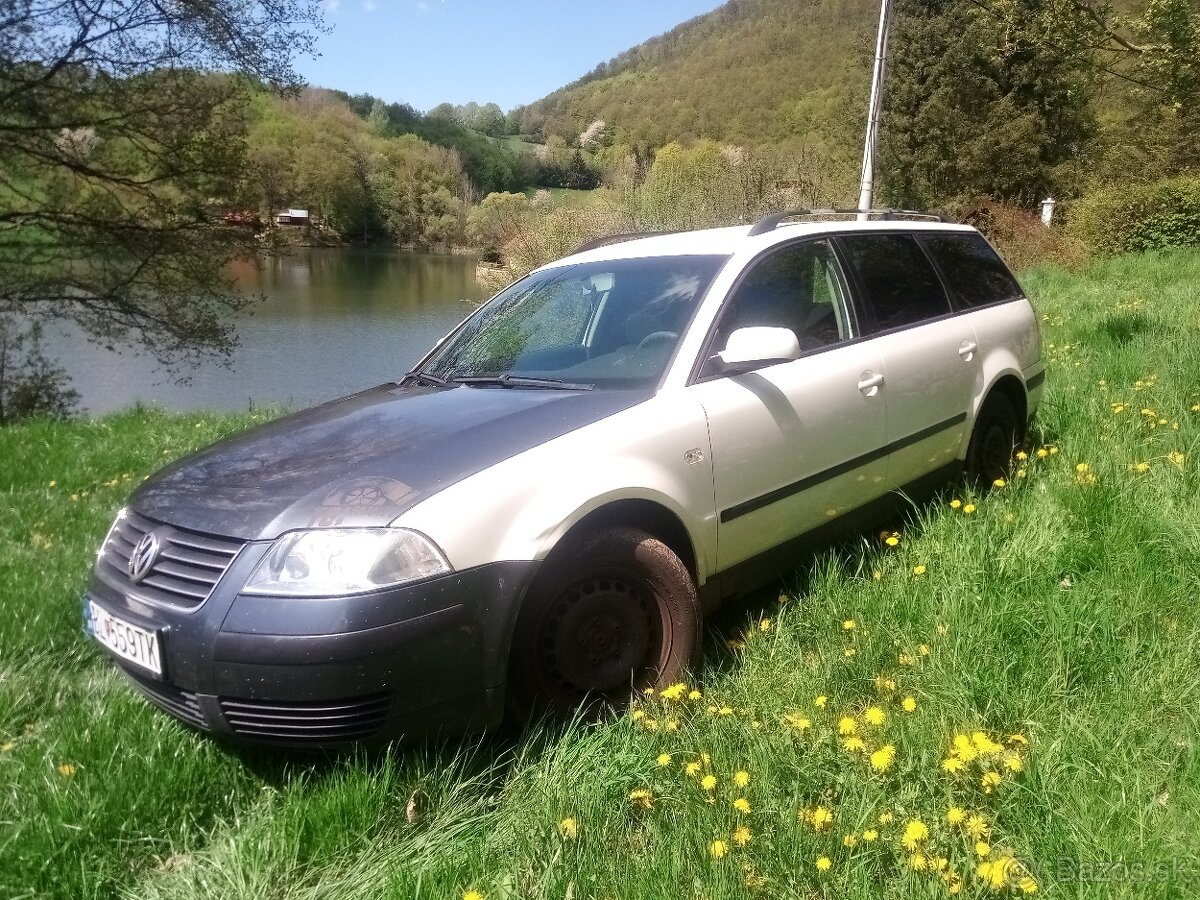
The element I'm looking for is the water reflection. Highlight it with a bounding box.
[45,248,486,414]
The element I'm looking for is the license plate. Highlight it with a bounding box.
[87,600,163,676]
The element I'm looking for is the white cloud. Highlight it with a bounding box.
[323,0,341,11]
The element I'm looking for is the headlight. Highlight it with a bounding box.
[241,528,451,597]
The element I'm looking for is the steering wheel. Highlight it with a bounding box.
[636,330,678,350]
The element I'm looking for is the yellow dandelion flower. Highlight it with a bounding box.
[993,478,1006,488]
[950,499,962,508]
[733,797,751,814]
[717,706,733,716]
[1036,448,1048,458]
[665,719,680,732]
[688,689,702,700]
[874,674,897,693]
[878,811,894,825]
[685,760,702,777]
[870,744,896,772]
[862,829,879,842]
[843,833,858,847]
[885,535,899,547]
[709,839,728,859]
[807,805,834,831]
[629,788,653,810]
[952,734,979,761]
[1,741,13,752]
[966,815,989,839]
[815,856,832,872]
[1168,451,1186,467]
[1018,875,1039,894]
[947,807,966,825]
[918,643,930,656]
[701,774,717,791]
[1004,753,1024,773]
[1075,462,1089,473]
[972,732,1003,755]
[1007,733,1029,747]
[1015,451,1028,461]
[732,825,752,847]
[913,564,927,576]
[815,695,828,708]
[899,653,915,666]
[642,718,659,731]
[963,503,976,514]
[901,819,929,851]
[910,853,928,872]
[558,817,578,839]
[864,706,886,726]
[975,841,992,858]
[981,771,1003,793]
[838,716,857,735]
[784,713,812,732]
[659,682,687,701]
[463,891,485,900]
[1133,462,1150,473]
[759,618,772,632]
[656,753,672,767]
[842,736,866,752]
[631,709,646,722]
[942,756,965,774]
[734,770,750,788]
[873,569,883,580]
[56,763,77,778]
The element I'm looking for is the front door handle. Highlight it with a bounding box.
[959,340,978,361]
[857,371,885,396]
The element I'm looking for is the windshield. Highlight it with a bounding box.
[419,255,730,389]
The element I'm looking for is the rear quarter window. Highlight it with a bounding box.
[923,233,1024,308]
[839,233,952,332]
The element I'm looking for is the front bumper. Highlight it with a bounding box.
[84,549,539,748]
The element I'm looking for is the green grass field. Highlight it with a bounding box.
[2,250,1199,899]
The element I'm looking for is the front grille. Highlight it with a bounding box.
[124,670,208,731]
[96,509,244,611]
[219,694,392,744]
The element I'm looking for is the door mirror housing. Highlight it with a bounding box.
[715,326,802,371]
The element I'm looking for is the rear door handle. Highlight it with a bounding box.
[857,371,885,396]
[959,340,978,361]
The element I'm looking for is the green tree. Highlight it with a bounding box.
[881,0,1096,208]
[1,0,324,371]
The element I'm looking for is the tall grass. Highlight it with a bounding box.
[1,250,1198,898]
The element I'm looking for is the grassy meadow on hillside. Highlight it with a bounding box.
[1,250,1199,899]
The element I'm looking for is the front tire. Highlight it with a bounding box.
[965,393,1019,485]
[507,526,701,720]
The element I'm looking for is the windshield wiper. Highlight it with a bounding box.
[400,369,449,388]
[453,374,594,391]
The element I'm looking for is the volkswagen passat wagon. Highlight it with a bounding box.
[84,211,1043,747]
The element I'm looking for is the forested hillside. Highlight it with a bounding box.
[516,0,871,156]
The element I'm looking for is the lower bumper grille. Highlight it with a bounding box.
[219,694,392,744]
[124,670,207,731]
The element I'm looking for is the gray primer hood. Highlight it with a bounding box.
[129,383,647,541]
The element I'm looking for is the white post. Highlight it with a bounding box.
[858,0,894,220]
[1040,197,1056,226]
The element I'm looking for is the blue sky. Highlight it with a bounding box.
[300,0,727,113]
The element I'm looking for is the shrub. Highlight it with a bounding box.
[1068,176,1200,255]
[0,317,79,423]
[952,201,1090,271]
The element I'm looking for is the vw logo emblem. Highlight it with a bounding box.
[128,532,162,583]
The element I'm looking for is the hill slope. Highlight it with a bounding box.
[517,0,875,151]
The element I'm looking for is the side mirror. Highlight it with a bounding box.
[716,326,802,370]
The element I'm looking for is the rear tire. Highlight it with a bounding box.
[507,526,701,721]
[965,393,1019,486]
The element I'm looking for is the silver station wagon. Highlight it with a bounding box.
[84,210,1043,747]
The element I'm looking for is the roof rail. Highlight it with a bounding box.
[747,209,948,236]
[571,231,674,254]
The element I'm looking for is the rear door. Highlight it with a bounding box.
[837,232,979,488]
[689,238,890,572]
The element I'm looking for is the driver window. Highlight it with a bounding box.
[704,240,852,376]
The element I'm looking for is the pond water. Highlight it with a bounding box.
[46,248,488,414]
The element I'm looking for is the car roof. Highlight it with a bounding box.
[538,219,980,271]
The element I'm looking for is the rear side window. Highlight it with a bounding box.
[840,234,952,332]
[923,233,1024,308]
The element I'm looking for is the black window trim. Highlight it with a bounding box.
[686,236,863,386]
